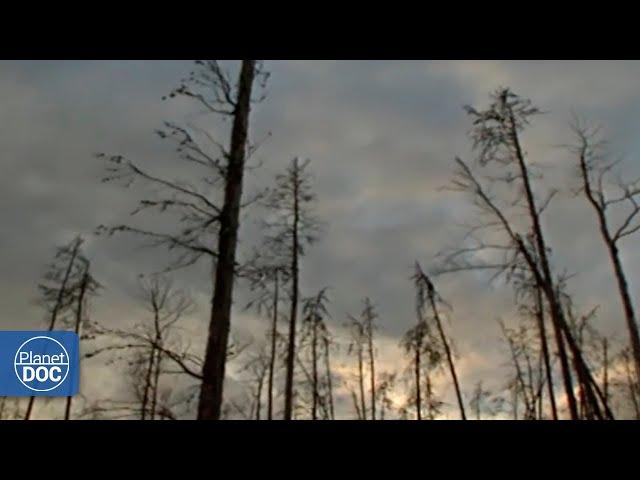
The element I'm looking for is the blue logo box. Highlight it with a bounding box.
[0,331,79,397]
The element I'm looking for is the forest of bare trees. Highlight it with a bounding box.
[5,61,640,420]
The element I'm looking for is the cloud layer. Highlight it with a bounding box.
[2,60,640,418]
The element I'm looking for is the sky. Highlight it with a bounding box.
[2,60,640,419]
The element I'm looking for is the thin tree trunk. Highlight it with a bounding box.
[535,286,558,420]
[506,108,579,420]
[64,267,89,421]
[140,344,156,420]
[311,318,319,420]
[609,243,640,390]
[536,354,543,420]
[367,316,376,420]
[500,321,533,417]
[267,270,279,420]
[255,370,264,420]
[358,346,366,420]
[151,349,162,420]
[415,346,422,420]
[427,287,466,420]
[26,240,81,421]
[578,150,640,390]
[507,107,608,418]
[323,336,335,420]
[602,338,609,410]
[198,60,256,420]
[141,304,160,421]
[284,159,300,420]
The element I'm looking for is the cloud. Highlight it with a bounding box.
[2,60,640,419]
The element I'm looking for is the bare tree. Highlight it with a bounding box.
[570,121,640,391]
[498,319,542,419]
[246,262,288,420]
[347,312,368,420]
[64,258,101,420]
[323,329,337,420]
[97,60,268,420]
[300,288,331,420]
[85,275,199,419]
[436,89,611,419]
[239,345,270,420]
[25,236,86,420]
[264,157,322,420]
[361,298,378,420]
[401,321,428,420]
[414,263,466,420]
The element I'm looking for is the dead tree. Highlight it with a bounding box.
[498,319,543,419]
[300,288,331,420]
[401,282,444,421]
[414,263,467,420]
[239,345,270,420]
[347,313,368,419]
[571,121,640,391]
[264,157,322,420]
[246,262,288,420]
[26,236,86,420]
[401,321,429,420]
[86,275,198,419]
[511,263,559,420]
[97,60,268,420]
[435,88,611,419]
[361,298,378,420]
[323,330,336,420]
[64,258,101,420]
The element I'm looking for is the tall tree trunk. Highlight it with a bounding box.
[255,371,264,420]
[578,150,640,390]
[311,319,319,420]
[323,336,335,420]
[141,305,160,420]
[151,348,162,420]
[284,159,300,420]
[367,317,376,420]
[140,344,156,420]
[506,107,583,419]
[415,346,422,420]
[26,240,81,421]
[427,287,466,420]
[64,267,89,421]
[358,346,367,420]
[535,286,558,420]
[602,338,609,413]
[198,60,256,420]
[267,270,279,420]
[610,245,640,389]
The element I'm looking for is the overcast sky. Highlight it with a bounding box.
[2,60,640,419]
